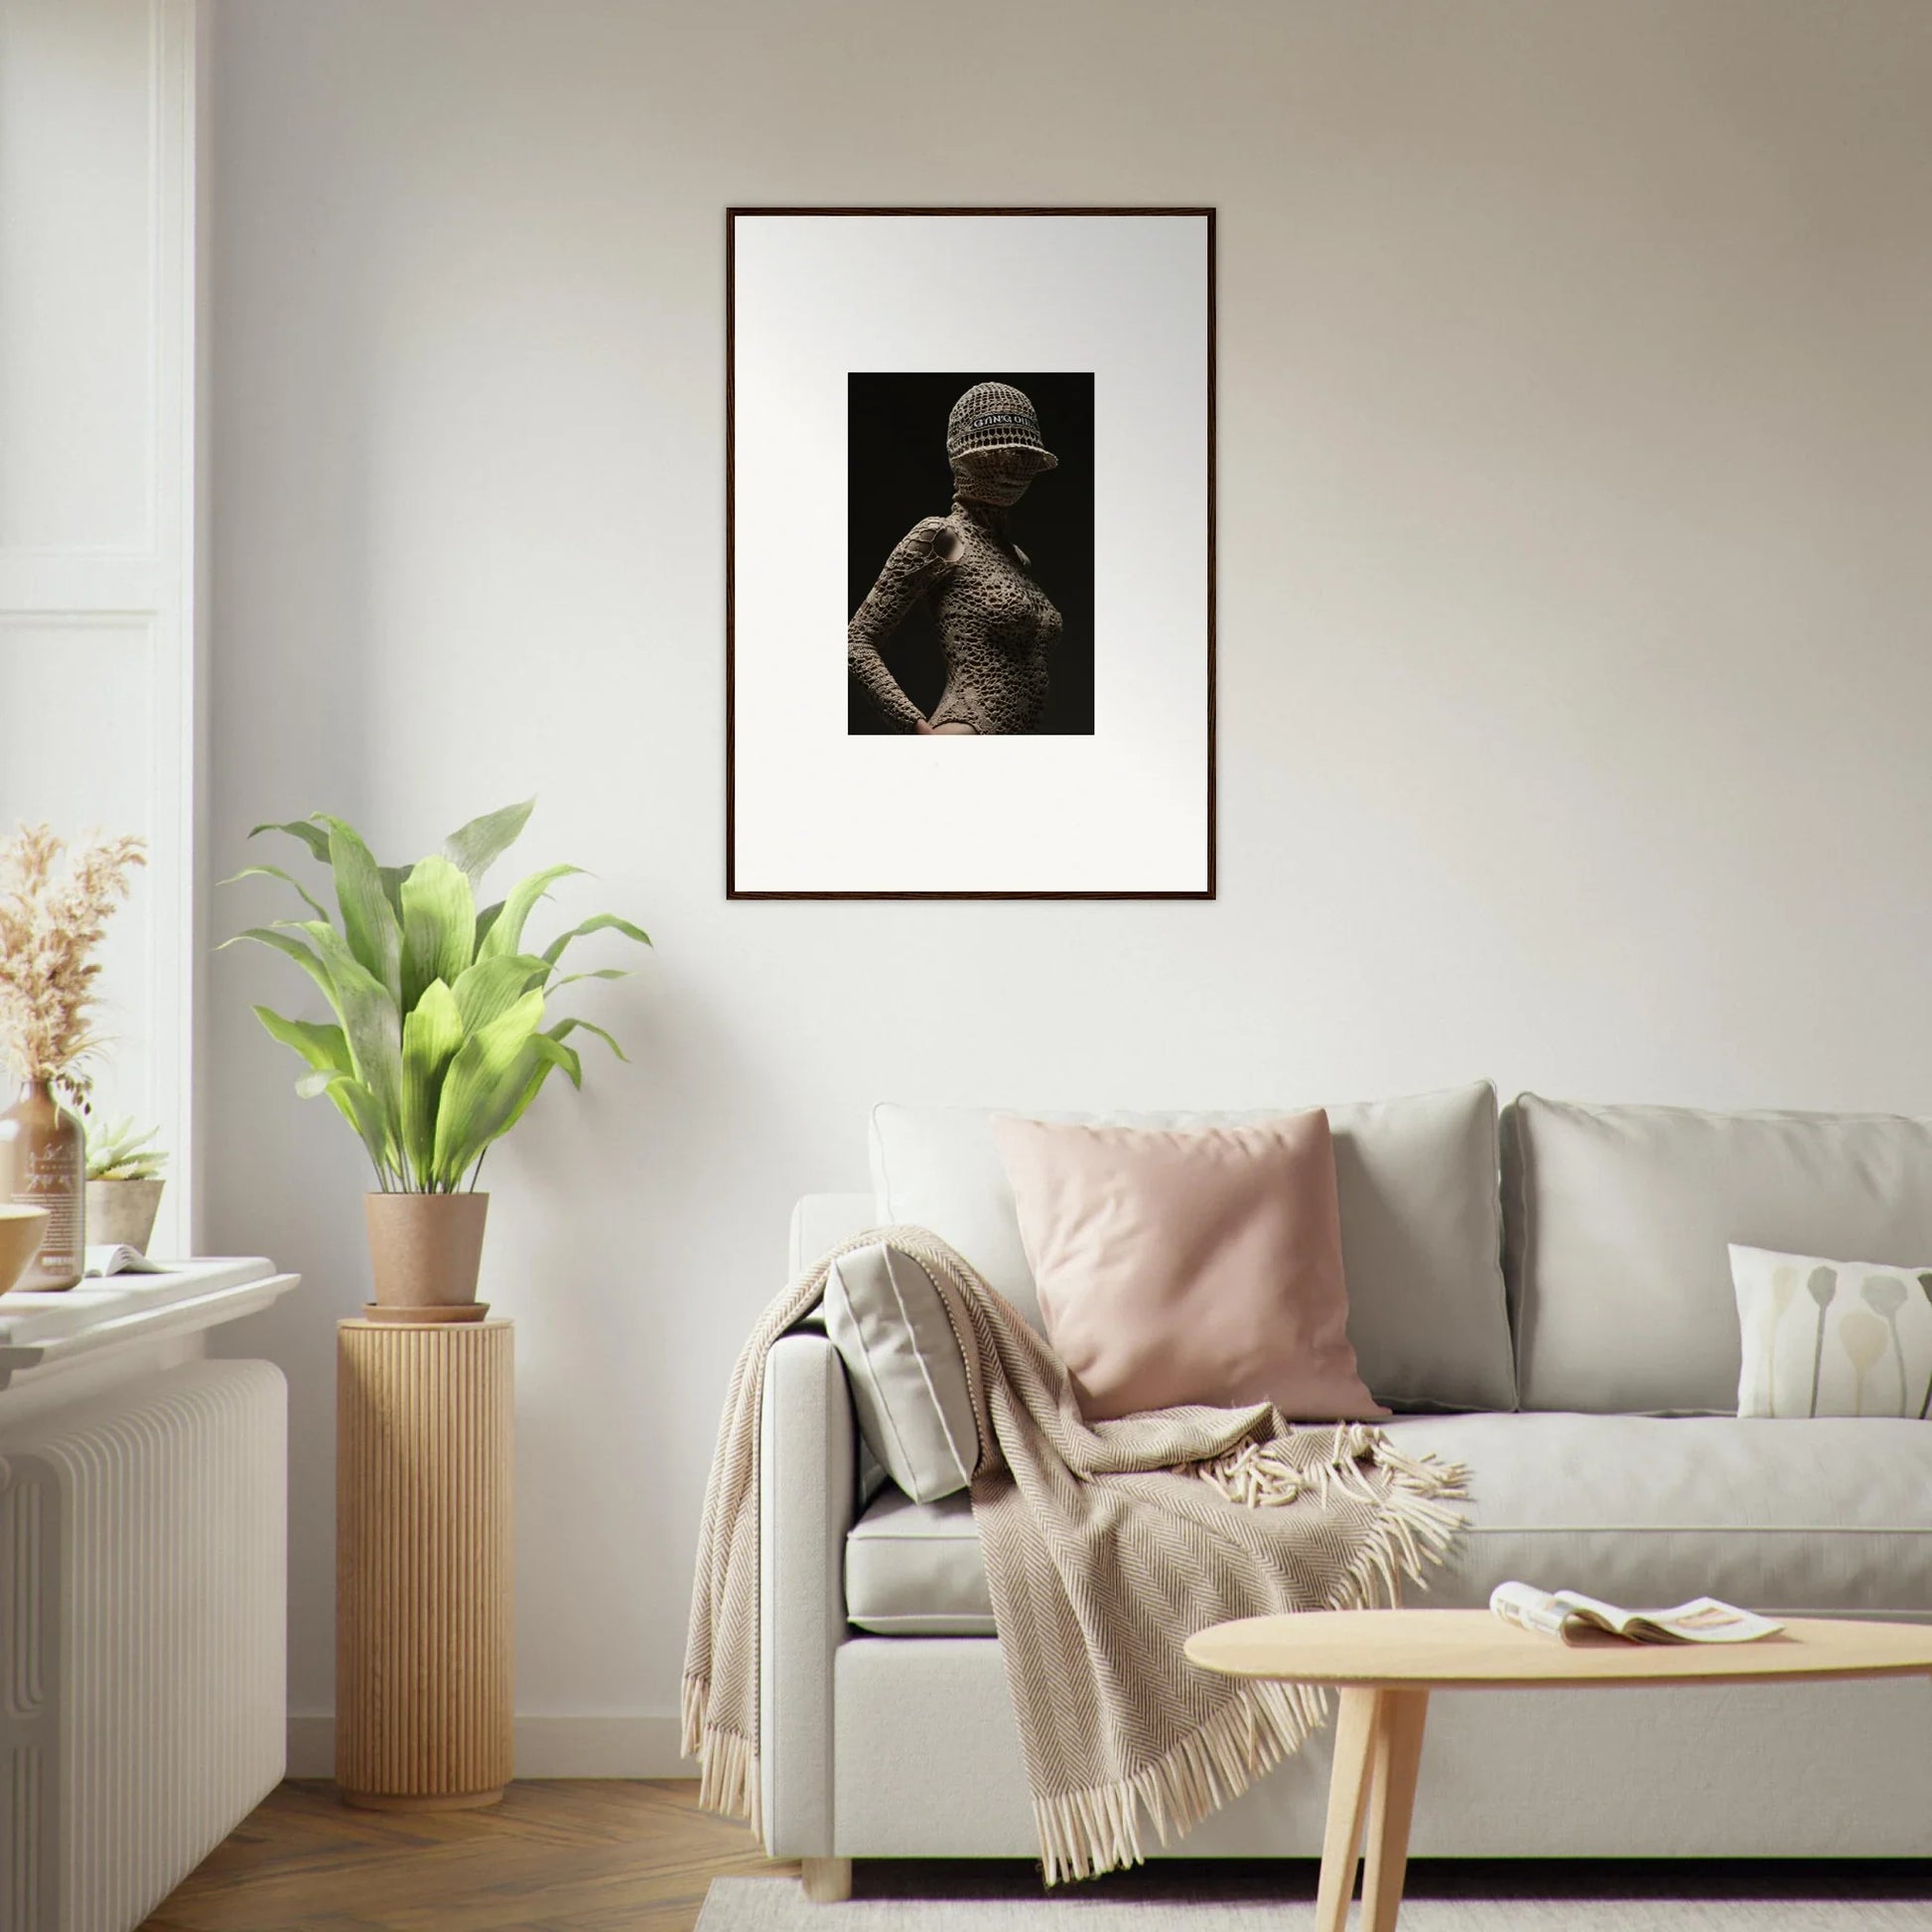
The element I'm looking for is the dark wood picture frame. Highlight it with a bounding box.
[726,207,1216,900]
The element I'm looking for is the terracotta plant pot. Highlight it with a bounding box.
[85,1177,166,1255]
[0,1204,52,1296]
[364,1192,489,1309]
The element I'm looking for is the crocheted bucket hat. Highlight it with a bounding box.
[945,382,1058,474]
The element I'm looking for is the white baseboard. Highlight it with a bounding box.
[287,1713,688,1780]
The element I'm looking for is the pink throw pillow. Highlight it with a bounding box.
[991,1111,1388,1423]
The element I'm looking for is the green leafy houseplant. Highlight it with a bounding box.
[227,799,648,1195]
[227,800,647,1311]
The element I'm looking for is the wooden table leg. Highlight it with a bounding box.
[1312,1688,1379,1932]
[1360,1688,1430,1932]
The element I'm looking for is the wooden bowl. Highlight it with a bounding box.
[0,1204,52,1295]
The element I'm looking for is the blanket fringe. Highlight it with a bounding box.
[680,1672,707,1760]
[684,1675,764,1837]
[1033,1434,1470,1883]
[694,1724,762,1836]
[1352,1445,1467,1607]
[1034,1677,1325,1885]
[1339,1440,1471,1607]
[1197,1432,1469,1608]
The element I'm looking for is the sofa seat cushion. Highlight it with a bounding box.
[846,1488,992,1634]
[843,1412,1932,1637]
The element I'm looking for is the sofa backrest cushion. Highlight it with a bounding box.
[1504,1093,1932,1414]
[869,1081,1513,1413]
[788,1193,876,1276]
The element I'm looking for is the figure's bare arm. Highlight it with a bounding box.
[847,519,960,734]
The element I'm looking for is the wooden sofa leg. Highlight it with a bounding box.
[802,1857,853,1902]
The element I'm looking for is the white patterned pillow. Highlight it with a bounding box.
[1730,1244,1932,1419]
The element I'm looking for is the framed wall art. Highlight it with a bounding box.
[727,207,1215,899]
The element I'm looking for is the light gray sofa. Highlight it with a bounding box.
[759,1088,1932,1881]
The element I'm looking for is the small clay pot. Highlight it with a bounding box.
[85,1177,166,1255]
[364,1192,488,1308]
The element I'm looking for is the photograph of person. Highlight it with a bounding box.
[846,377,1094,737]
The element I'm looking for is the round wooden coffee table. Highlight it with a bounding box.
[1185,1608,1932,1932]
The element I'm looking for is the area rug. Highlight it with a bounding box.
[697,1863,1932,1930]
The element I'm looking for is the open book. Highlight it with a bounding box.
[83,1245,171,1278]
[1490,1581,1783,1645]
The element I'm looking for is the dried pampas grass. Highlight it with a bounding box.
[0,824,146,1106]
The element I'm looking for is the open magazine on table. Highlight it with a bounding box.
[1490,1581,1783,1646]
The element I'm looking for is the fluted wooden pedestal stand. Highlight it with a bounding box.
[336,1315,514,1810]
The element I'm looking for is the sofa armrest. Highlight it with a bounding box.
[759,1329,856,1857]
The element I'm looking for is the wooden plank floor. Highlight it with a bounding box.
[143,1781,1932,1928]
[140,1780,795,1932]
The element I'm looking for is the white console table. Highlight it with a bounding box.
[0,1259,303,1932]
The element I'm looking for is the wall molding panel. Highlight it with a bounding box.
[0,0,202,1251]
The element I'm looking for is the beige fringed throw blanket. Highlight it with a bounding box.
[684,1228,1467,1884]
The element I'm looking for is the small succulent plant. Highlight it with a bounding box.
[85,1118,169,1183]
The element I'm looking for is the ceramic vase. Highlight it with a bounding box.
[0,1078,86,1290]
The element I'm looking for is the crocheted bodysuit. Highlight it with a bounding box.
[848,500,1063,735]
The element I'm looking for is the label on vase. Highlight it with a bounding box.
[17,1145,80,1268]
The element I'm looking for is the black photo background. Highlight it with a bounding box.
[847,372,1095,736]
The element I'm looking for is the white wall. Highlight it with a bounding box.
[207,0,1932,1769]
